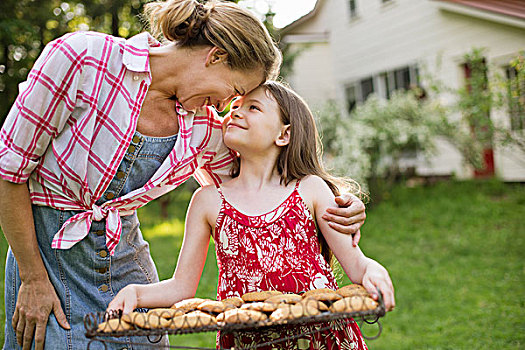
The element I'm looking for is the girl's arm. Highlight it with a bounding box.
[107,186,216,314]
[300,176,395,311]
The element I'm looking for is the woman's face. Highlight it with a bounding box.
[176,48,264,112]
[222,86,285,153]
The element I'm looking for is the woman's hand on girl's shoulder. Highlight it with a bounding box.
[324,192,366,246]
[300,176,366,246]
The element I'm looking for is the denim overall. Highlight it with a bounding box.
[4,131,177,349]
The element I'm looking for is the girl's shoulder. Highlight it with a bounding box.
[193,185,221,203]
[297,175,335,211]
[190,185,223,226]
[299,175,333,194]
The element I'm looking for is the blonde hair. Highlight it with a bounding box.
[144,0,282,80]
[230,81,363,265]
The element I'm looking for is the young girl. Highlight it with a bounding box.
[108,81,395,349]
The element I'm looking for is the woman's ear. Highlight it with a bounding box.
[205,47,229,67]
[275,125,291,147]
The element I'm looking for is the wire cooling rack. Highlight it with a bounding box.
[85,292,386,349]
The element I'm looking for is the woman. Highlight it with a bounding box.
[0,1,366,349]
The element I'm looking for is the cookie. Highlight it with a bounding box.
[303,292,342,303]
[269,303,320,322]
[198,300,229,314]
[97,318,133,333]
[240,302,279,313]
[221,296,244,308]
[241,291,283,302]
[121,312,147,326]
[147,308,185,319]
[329,296,378,313]
[265,293,302,304]
[336,284,369,298]
[122,312,170,329]
[171,298,207,313]
[298,297,329,311]
[220,308,268,324]
[302,288,337,298]
[168,311,217,329]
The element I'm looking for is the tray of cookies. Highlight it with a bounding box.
[84,284,385,340]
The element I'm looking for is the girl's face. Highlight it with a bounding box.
[223,86,287,153]
[176,48,264,112]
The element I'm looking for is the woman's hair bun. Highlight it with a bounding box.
[171,1,211,43]
[145,0,212,45]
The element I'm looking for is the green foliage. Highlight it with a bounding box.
[497,51,525,161]
[425,48,525,170]
[316,91,440,192]
[0,0,149,125]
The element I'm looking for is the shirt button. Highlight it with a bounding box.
[106,192,115,200]
[132,135,141,143]
[97,267,108,274]
[116,171,125,179]
[95,230,104,236]
[127,145,136,154]
[99,250,108,258]
[99,284,109,292]
[133,75,139,81]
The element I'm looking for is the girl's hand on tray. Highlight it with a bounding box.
[107,285,139,315]
[361,261,395,312]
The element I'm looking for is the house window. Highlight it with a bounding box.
[394,67,411,91]
[346,85,357,113]
[506,65,525,130]
[360,77,374,101]
[345,77,375,113]
[349,0,357,17]
[379,65,419,99]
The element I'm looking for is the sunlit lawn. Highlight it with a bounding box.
[1,180,524,348]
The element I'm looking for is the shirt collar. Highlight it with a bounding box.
[123,33,190,117]
[122,32,161,73]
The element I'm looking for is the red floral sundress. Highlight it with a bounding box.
[213,180,368,350]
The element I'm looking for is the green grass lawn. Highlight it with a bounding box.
[1,180,524,348]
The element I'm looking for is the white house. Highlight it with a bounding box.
[279,0,525,181]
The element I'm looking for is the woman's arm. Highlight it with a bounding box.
[300,176,395,311]
[108,186,215,314]
[0,32,88,350]
[0,180,70,350]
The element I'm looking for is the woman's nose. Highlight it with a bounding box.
[216,94,236,112]
[231,110,242,119]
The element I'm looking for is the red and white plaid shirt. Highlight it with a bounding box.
[0,31,234,255]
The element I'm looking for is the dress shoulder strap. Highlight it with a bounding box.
[215,184,225,201]
[294,179,301,190]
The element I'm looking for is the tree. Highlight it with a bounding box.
[0,0,150,126]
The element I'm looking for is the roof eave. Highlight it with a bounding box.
[433,0,525,29]
[279,0,325,35]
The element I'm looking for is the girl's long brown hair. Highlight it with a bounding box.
[230,81,362,265]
